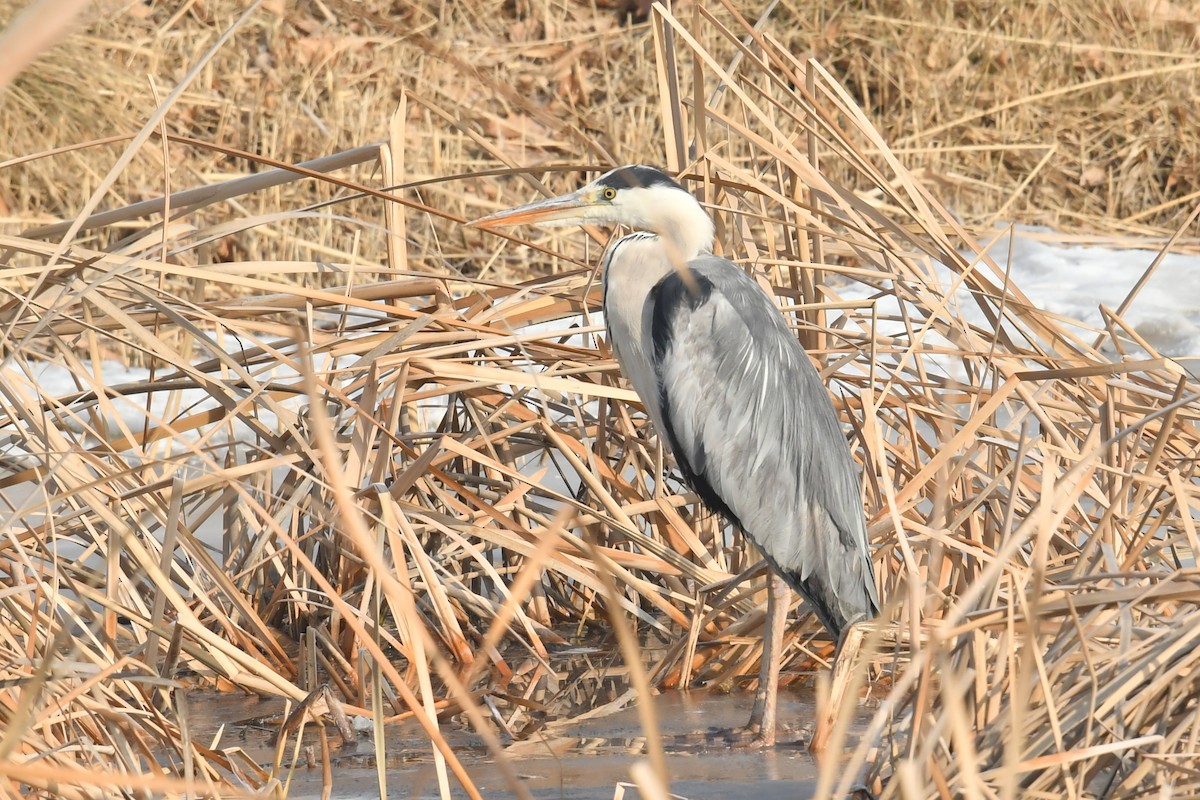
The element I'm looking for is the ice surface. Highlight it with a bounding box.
[978,226,1199,366]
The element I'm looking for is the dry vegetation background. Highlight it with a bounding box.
[8,0,1200,248]
[1,0,1200,799]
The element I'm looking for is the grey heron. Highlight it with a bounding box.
[473,165,878,745]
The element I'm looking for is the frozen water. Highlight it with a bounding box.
[974,226,1199,369]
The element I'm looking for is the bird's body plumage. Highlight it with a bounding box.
[603,233,878,636]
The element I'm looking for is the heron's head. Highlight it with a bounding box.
[472,165,715,259]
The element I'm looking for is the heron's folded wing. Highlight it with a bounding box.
[646,257,879,630]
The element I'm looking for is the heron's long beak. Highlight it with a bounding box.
[470,190,595,229]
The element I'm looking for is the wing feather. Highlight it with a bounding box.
[647,257,879,636]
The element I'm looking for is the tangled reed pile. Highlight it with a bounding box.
[0,2,1198,798]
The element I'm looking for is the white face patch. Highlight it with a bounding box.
[605,185,715,260]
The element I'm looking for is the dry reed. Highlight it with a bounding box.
[0,1,1197,799]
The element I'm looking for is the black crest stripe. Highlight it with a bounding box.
[597,165,683,192]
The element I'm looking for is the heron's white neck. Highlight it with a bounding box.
[642,193,715,262]
[612,185,715,263]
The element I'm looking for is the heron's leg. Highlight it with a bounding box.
[746,571,790,745]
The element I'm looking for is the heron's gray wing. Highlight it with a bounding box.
[646,257,879,635]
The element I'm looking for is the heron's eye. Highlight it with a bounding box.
[602,187,617,201]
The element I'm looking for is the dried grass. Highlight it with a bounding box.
[7,1,1200,247]
[0,1,1198,799]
